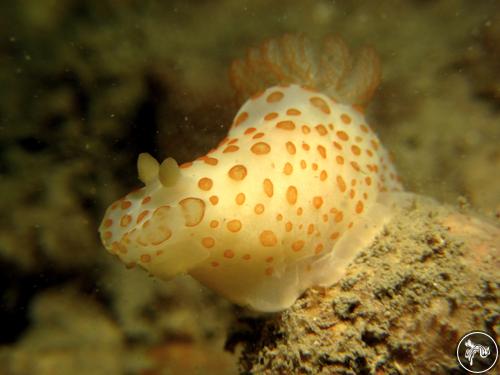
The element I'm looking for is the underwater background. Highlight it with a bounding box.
[0,0,498,374]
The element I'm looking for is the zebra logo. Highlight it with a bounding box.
[457,331,498,373]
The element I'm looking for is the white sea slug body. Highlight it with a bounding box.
[99,34,403,312]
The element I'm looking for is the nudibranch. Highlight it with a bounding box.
[99,34,403,312]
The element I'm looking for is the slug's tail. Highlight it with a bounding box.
[229,33,381,107]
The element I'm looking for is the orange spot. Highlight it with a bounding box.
[142,196,151,205]
[286,108,301,116]
[244,127,257,135]
[111,241,126,254]
[276,120,296,130]
[242,254,251,260]
[223,145,239,153]
[355,136,363,143]
[317,145,327,159]
[300,160,307,169]
[360,124,369,133]
[312,163,318,171]
[337,175,347,192]
[266,91,284,103]
[286,141,296,155]
[121,200,132,209]
[210,220,219,228]
[351,145,361,156]
[259,230,277,247]
[251,90,264,100]
[198,177,213,191]
[228,164,248,181]
[266,256,274,263]
[179,197,206,227]
[285,222,293,232]
[181,161,194,169]
[313,196,323,209]
[307,224,315,235]
[336,131,349,141]
[351,161,360,172]
[302,125,311,134]
[103,231,112,239]
[330,232,340,240]
[254,203,265,214]
[223,249,235,259]
[211,261,219,267]
[292,240,305,252]
[296,207,303,216]
[263,178,274,197]
[204,157,218,166]
[315,243,324,254]
[310,96,331,114]
[234,111,249,127]
[235,193,246,205]
[334,211,344,223]
[201,237,215,248]
[333,141,342,150]
[264,112,279,121]
[320,170,328,181]
[336,155,344,165]
[140,254,151,263]
[103,219,113,228]
[315,124,328,136]
[251,142,271,155]
[209,195,219,205]
[252,132,265,139]
[371,140,379,150]
[111,202,119,210]
[349,189,355,199]
[227,219,242,233]
[265,267,274,276]
[340,114,351,124]
[302,142,310,151]
[286,186,298,205]
[356,201,364,214]
[120,215,132,227]
[137,210,149,224]
[276,214,283,221]
[283,162,293,175]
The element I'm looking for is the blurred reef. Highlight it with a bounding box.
[0,0,498,374]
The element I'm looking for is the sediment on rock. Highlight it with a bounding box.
[230,195,499,374]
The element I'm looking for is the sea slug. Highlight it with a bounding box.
[99,34,403,312]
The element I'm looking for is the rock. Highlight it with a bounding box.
[232,195,499,374]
